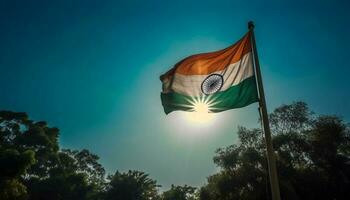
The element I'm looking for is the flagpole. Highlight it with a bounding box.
[248,21,281,200]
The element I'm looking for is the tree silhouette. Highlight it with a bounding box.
[1,102,350,200]
[199,102,350,200]
[161,185,197,200]
[0,111,105,200]
[27,149,105,200]
[105,170,160,200]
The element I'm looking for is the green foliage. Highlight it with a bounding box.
[0,111,60,177]
[0,179,28,200]
[269,101,312,134]
[26,149,105,200]
[62,149,106,187]
[105,170,160,200]
[162,185,197,200]
[0,111,105,200]
[1,102,350,200]
[200,102,350,200]
[27,172,99,200]
[0,149,35,178]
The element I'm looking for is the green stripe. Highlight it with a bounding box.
[161,76,259,114]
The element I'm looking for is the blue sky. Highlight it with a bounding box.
[1,0,349,189]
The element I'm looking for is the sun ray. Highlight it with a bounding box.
[185,95,221,123]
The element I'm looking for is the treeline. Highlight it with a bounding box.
[0,102,349,200]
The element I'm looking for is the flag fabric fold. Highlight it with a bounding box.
[160,31,259,114]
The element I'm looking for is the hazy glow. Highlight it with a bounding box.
[186,102,213,123]
[185,96,216,124]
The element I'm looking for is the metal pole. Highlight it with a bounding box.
[248,21,281,200]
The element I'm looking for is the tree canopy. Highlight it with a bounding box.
[1,101,350,199]
[200,102,350,200]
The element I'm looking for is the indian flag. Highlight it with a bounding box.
[160,31,259,114]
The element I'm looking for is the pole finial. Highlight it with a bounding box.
[248,21,254,30]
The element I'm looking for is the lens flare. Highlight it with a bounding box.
[193,102,209,113]
[185,96,217,124]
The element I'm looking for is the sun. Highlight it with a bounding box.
[186,102,213,123]
[193,102,209,113]
[185,97,216,124]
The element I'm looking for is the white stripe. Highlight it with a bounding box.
[169,52,254,96]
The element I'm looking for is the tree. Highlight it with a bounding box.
[306,116,350,199]
[0,111,106,200]
[161,185,197,200]
[27,150,105,200]
[0,149,35,200]
[62,149,106,189]
[201,128,269,200]
[269,101,312,135]
[0,111,60,178]
[199,102,350,200]
[2,101,350,200]
[105,170,160,200]
[0,111,37,200]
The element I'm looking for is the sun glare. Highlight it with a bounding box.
[185,97,216,124]
[194,102,209,113]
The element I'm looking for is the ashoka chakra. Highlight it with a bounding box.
[201,74,224,95]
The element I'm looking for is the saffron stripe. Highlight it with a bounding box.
[160,32,251,79]
[166,52,254,96]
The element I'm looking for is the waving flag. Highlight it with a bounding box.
[160,32,258,114]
